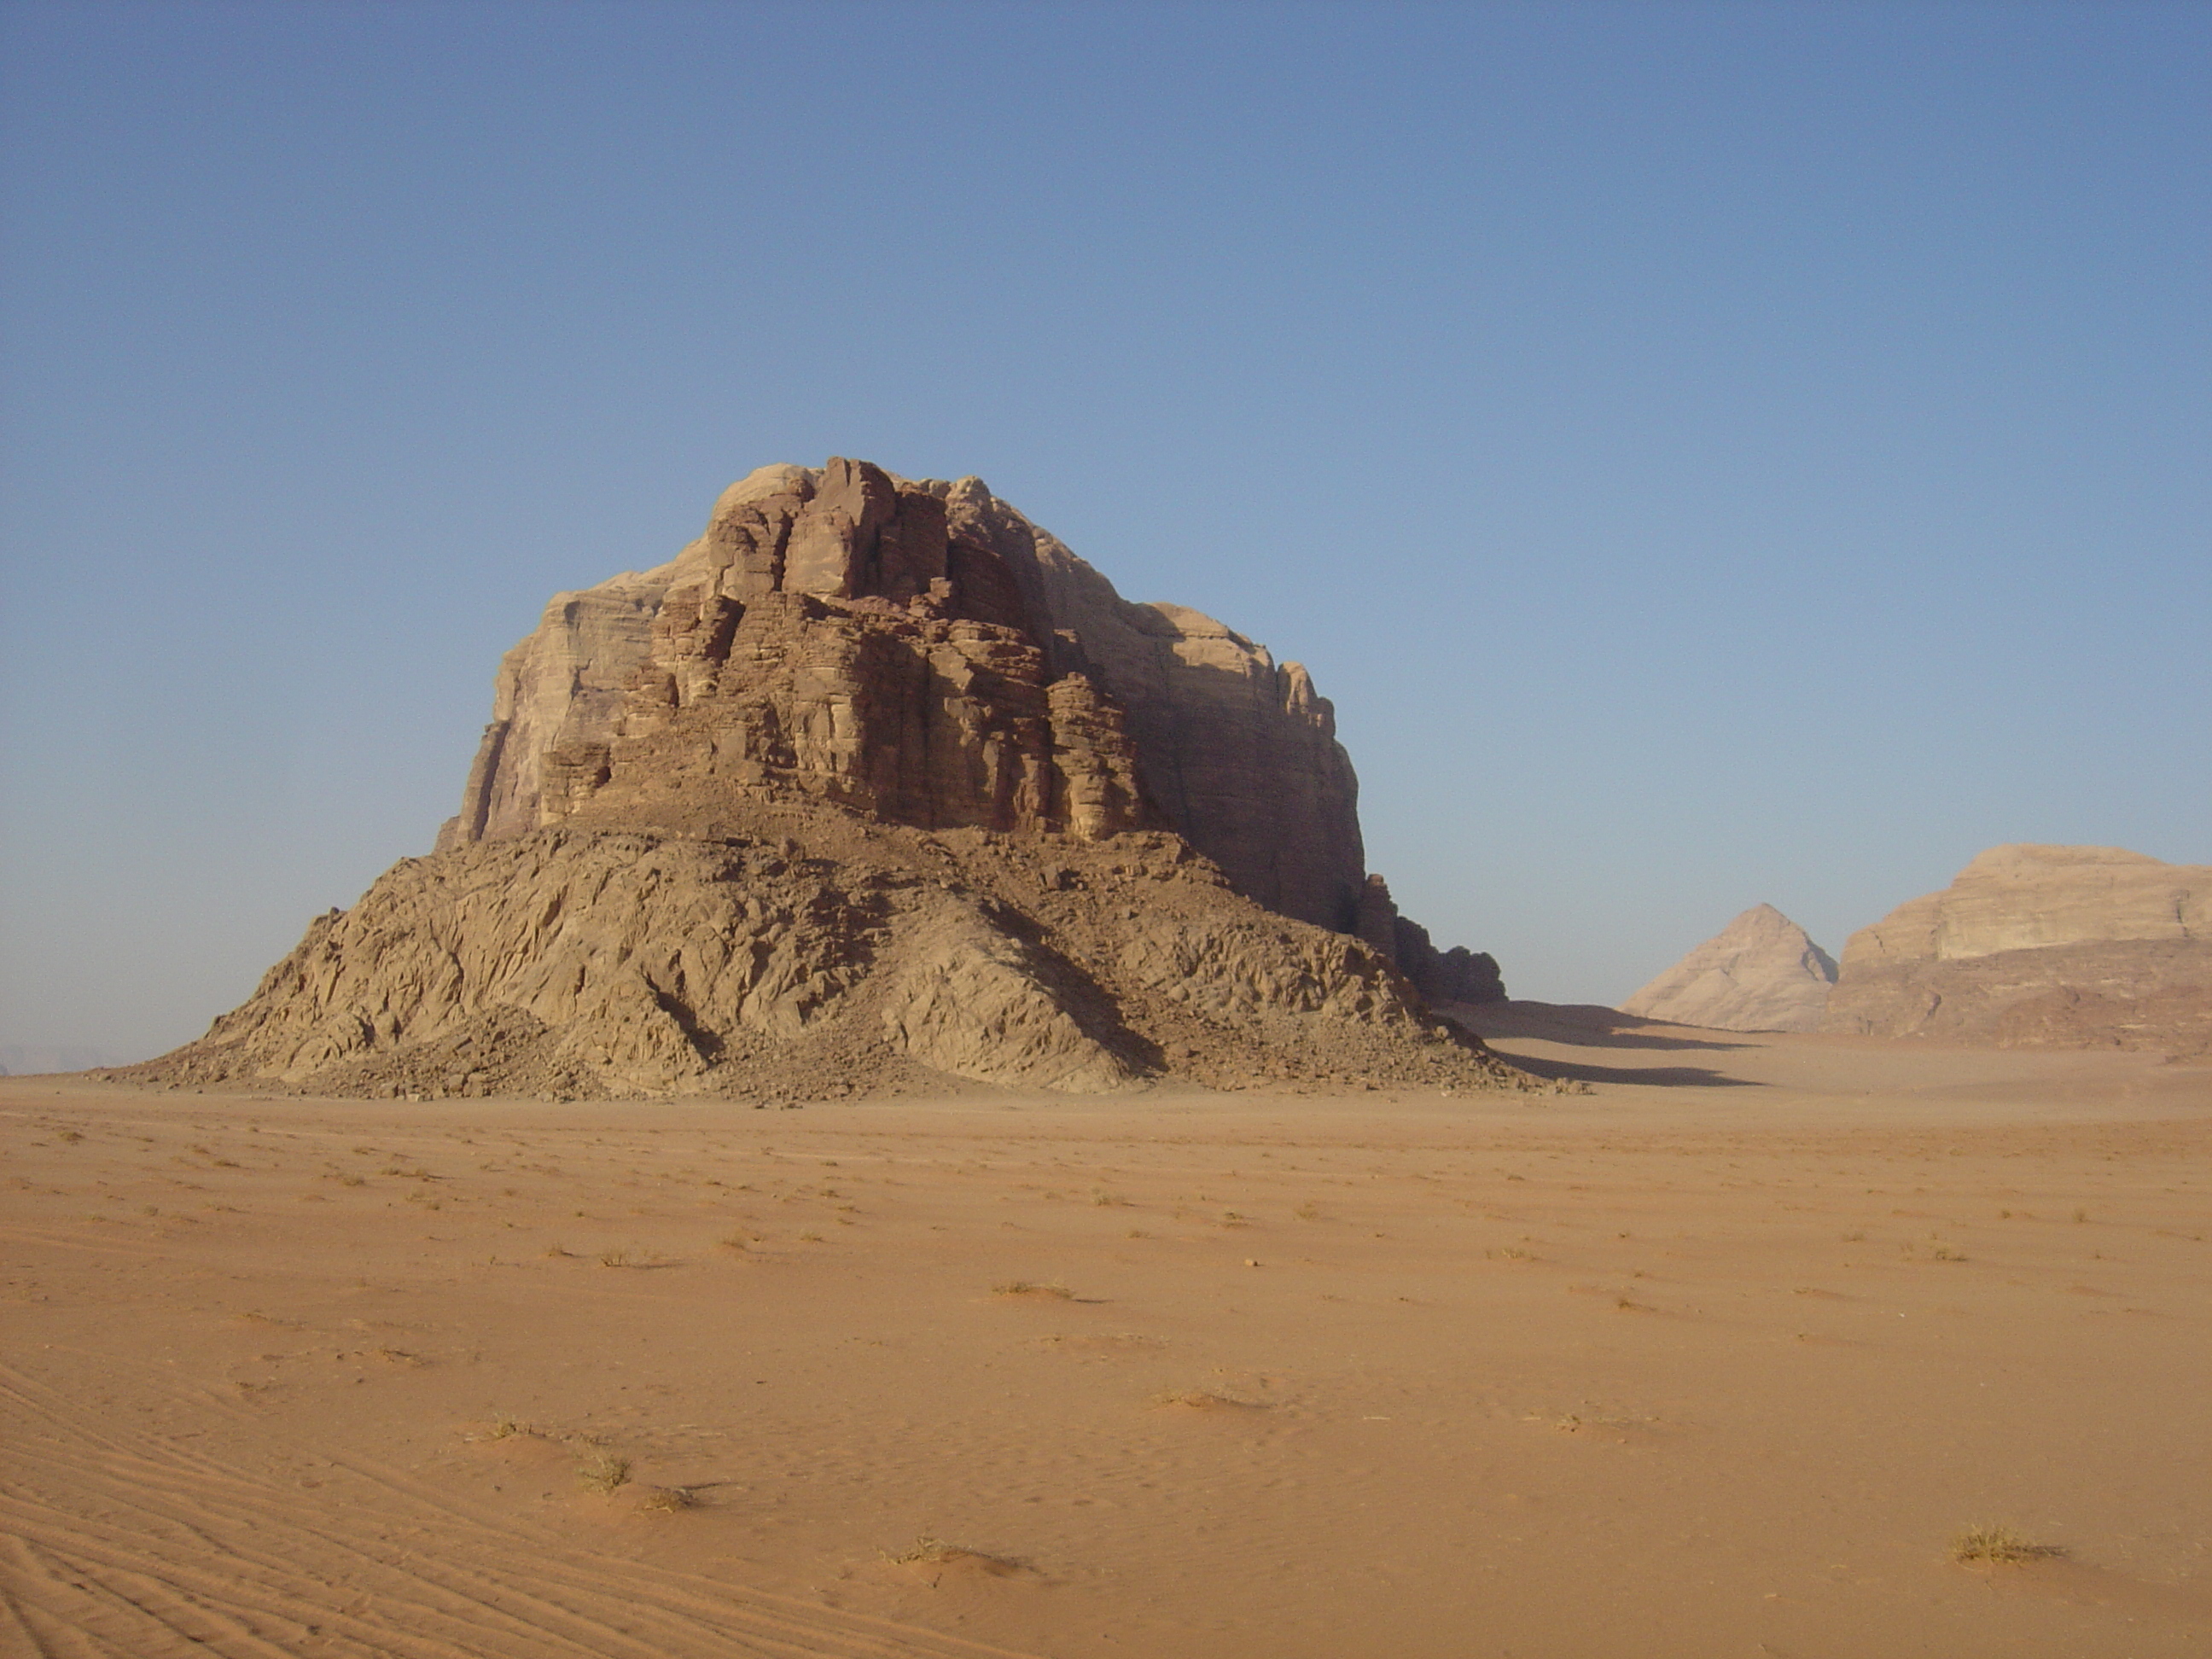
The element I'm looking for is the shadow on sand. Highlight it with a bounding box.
[1442,1001,1768,1090]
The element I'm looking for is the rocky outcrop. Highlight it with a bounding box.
[1618,904,1837,1033]
[441,462,1155,851]
[138,460,1527,1099]
[439,460,1366,931]
[136,811,1535,1100]
[1821,846,2211,1057]
[1353,874,1507,1006]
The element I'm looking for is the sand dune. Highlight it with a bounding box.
[3,1027,2208,1657]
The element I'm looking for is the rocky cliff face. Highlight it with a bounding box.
[1618,904,1837,1033]
[440,460,1364,931]
[1821,846,2210,1056]
[137,460,1521,1099]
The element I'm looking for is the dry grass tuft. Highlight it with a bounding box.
[992,1280,1073,1299]
[577,1451,632,1493]
[882,1534,1022,1577]
[1150,1388,1258,1411]
[639,1485,696,1512]
[886,1534,966,1564]
[1951,1523,2064,1565]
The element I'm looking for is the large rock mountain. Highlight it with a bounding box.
[136,461,1519,1100]
[1821,845,2210,1057]
[440,461,1366,932]
[1618,904,1837,1033]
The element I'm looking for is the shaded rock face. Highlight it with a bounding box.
[1618,904,1837,1033]
[1822,846,2211,1057]
[141,815,1535,1101]
[442,460,1362,931]
[1353,874,1508,1007]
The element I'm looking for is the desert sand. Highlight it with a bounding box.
[4,1018,2209,1658]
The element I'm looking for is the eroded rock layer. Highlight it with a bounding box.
[1619,904,1837,1033]
[135,810,1532,1100]
[1821,846,2211,1057]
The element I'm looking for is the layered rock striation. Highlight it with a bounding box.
[1822,845,2210,1057]
[139,460,1521,1099]
[1617,904,1837,1033]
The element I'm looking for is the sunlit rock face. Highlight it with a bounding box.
[1620,904,1837,1033]
[439,458,1365,933]
[1822,846,2211,1057]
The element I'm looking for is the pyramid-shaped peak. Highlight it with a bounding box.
[1620,905,1837,1033]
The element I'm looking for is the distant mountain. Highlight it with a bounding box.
[0,1044,113,1076]
[1619,904,1837,1033]
[1822,845,2210,1057]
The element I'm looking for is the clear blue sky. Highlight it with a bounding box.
[3,1,2205,1063]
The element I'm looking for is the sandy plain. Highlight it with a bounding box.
[3,1005,2208,1659]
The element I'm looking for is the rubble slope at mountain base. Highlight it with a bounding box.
[125,807,1536,1101]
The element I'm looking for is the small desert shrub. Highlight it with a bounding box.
[1952,1524,2062,1565]
[577,1452,632,1493]
[992,1281,1072,1299]
[887,1534,960,1564]
[884,1534,1011,1567]
[1151,1388,1258,1411]
[487,1415,531,1440]
[639,1486,695,1512]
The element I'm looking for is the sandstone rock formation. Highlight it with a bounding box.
[1821,845,2211,1057]
[439,460,1361,930]
[136,460,1522,1099]
[1617,904,1837,1033]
